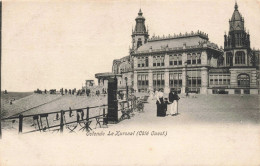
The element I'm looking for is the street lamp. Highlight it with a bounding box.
[125,77,128,100]
[184,61,189,97]
[125,77,129,108]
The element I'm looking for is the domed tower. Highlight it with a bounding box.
[131,9,149,51]
[224,2,251,67]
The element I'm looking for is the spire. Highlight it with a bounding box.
[134,9,146,33]
[131,8,149,50]
[229,1,244,31]
[235,1,238,10]
[138,8,143,16]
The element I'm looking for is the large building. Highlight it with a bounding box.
[95,2,259,95]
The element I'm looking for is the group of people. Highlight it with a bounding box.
[156,89,180,117]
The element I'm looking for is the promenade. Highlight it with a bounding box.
[0,94,259,166]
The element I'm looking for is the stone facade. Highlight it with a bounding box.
[95,2,259,95]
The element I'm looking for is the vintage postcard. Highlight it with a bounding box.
[0,0,259,165]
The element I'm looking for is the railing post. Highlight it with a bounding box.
[86,107,89,131]
[103,108,106,125]
[18,114,23,134]
[60,110,64,133]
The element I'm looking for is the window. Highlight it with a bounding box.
[153,55,165,67]
[157,56,160,66]
[153,74,157,86]
[219,79,223,85]
[237,74,250,87]
[153,56,156,66]
[137,56,148,68]
[244,89,250,94]
[137,74,149,92]
[235,51,245,64]
[192,53,196,64]
[209,74,231,86]
[169,72,182,92]
[178,54,182,65]
[173,54,178,65]
[187,54,191,64]
[223,79,227,84]
[138,57,140,67]
[145,57,148,67]
[153,72,164,89]
[226,52,233,66]
[187,70,201,93]
[197,78,201,86]
[161,56,165,66]
[235,89,241,94]
[197,53,201,64]
[137,38,142,48]
[214,79,218,85]
[210,79,213,85]
[169,55,173,66]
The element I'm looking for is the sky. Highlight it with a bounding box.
[2,0,260,92]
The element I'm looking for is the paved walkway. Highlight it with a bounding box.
[1,95,259,166]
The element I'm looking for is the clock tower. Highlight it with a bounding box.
[131,9,149,51]
[224,2,250,50]
[223,2,251,67]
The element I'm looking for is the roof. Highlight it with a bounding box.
[231,2,243,21]
[231,10,242,21]
[137,35,208,52]
[113,56,130,64]
[95,72,122,78]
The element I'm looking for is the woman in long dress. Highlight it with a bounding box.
[156,89,165,117]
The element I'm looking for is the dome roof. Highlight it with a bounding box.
[135,9,145,20]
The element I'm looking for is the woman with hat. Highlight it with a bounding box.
[156,88,166,117]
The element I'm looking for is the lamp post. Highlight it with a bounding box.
[125,77,129,108]
[125,77,128,100]
[184,61,189,97]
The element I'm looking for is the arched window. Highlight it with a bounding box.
[192,53,196,64]
[178,54,182,65]
[137,38,142,48]
[237,74,250,87]
[235,51,245,64]
[169,55,173,66]
[226,52,233,66]
[187,54,191,64]
[173,54,178,65]
[145,57,149,67]
[197,53,201,64]
[153,56,156,66]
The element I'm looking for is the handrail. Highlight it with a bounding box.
[2,104,108,120]
[1,98,141,135]
[22,114,105,134]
